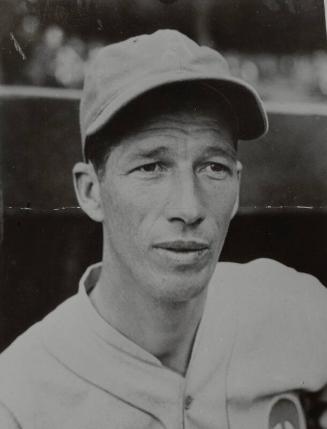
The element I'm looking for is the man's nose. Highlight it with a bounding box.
[165,171,205,226]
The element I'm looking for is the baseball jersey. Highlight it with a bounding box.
[0,258,327,429]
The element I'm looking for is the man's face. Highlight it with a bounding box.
[98,98,241,303]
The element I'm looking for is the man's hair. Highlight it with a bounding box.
[84,82,239,179]
[84,124,120,179]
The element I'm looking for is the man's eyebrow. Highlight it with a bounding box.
[202,145,237,161]
[126,146,170,160]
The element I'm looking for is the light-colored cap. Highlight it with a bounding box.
[80,29,268,152]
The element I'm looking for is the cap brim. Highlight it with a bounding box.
[85,71,268,142]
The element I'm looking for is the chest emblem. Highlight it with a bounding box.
[269,398,302,429]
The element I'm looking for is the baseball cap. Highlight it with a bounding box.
[80,29,268,153]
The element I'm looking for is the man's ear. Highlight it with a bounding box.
[73,162,104,223]
[231,161,242,219]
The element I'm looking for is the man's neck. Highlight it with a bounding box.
[89,264,207,376]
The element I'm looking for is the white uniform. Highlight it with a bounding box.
[0,258,326,429]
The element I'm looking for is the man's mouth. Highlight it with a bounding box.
[152,240,211,268]
[153,240,209,253]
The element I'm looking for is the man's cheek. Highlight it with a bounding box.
[105,194,145,243]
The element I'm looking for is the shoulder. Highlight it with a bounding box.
[214,258,327,337]
[0,320,43,383]
[0,319,45,425]
[215,257,326,306]
[0,295,80,421]
[0,293,78,368]
[215,259,327,395]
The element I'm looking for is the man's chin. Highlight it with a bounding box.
[151,268,213,303]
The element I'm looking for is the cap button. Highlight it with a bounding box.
[184,395,193,410]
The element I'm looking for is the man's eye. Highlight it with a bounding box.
[203,162,231,179]
[136,162,163,173]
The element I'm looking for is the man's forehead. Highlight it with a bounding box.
[115,115,238,161]
[124,143,238,162]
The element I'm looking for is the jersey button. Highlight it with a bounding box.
[184,395,193,410]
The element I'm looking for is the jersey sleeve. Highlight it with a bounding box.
[226,258,327,400]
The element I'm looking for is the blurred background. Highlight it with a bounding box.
[0,0,327,102]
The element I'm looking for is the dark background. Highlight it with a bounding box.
[0,0,327,101]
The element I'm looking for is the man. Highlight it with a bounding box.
[1,29,327,429]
